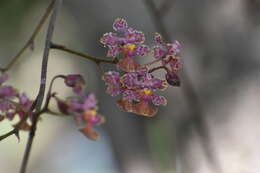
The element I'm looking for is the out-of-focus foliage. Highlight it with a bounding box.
[0,0,38,34]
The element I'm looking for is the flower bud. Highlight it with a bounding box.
[165,72,180,87]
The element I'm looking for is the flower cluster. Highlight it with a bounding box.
[0,72,33,130]
[101,18,182,116]
[103,68,167,116]
[0,18,182,142]
[153,33,182,86]
[54,74,104,140]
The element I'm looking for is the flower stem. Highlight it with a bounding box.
[2,0,55,72]
[148,65,169,73]
[141,57,164,67]
[19,0,62,173]
[0,128,19,141]
[50,42,118,64]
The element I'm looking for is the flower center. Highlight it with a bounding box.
[143,88,152,95]
[87,109,97,116]
[124,43,136,52]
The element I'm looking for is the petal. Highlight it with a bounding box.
[122,90,140,101]
[103,71,122,96]
[113,18,128,32]
[68,98,83,112]
[107,46,121,57]
[82,93,97,110]
[124,27,145,44]
[88,115,104,124]
[168,57,182,72]
[79,124,99,140]
[0,100,15,112]
[19,93,33,111]
[135,45,150,56]
[167,40,181,55]
[100,32,119,46]
[106,86,122,96]
[154,32,164,44]
[153,46,166,59]
[65,74,85,88]
[120,72,139,89]
[152,95,167,106]
[0,85,17,98]
[117,98,135,113]
[103,71,121,86]
[117,57,141,72]
[133,100,157,117]
[13,121,31,131]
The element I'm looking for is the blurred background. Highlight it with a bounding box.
[1,0,260,173]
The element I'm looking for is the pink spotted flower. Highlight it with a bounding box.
[103,68,167,116]
[100,18,150,72]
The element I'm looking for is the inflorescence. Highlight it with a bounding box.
[101,18,182,117]
[0,18,181,140]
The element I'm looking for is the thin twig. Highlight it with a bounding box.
[141,57,162,67]
[2,0,55,72]
[148,65,169,73]
[0,129,19,141]
[50,42,118,64]
[142,0,222,173]
[0,90,40,142]
[19,1,63,173]
[0,104,36,142]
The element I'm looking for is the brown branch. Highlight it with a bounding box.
[2,0,56,72]
[0,102,36,142]
[50,42,118,64]
[0,108,47,142]
[141,57,162,67]
[0,128,19,141]
[148,65,169,73]
[19,0,63,173]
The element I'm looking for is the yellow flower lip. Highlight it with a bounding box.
[86,109,97,116]
[143,88,152,95]
[124,43,136,51]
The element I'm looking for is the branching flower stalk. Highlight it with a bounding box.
[0,1,183,173]
[19,0,63,173]
[50,42,118,64]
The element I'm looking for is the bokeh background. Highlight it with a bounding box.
[1,0,260,173]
